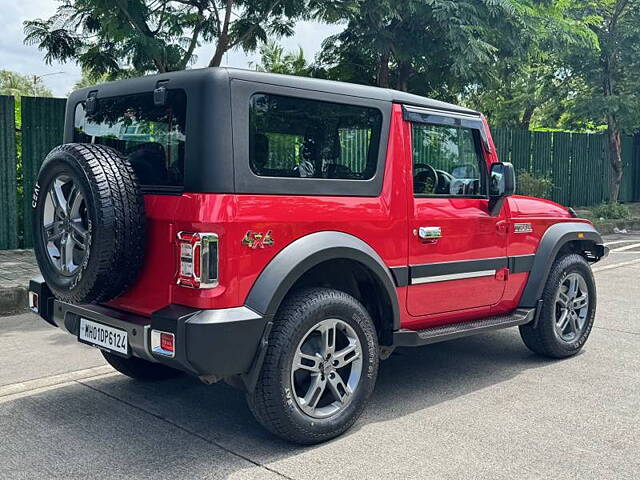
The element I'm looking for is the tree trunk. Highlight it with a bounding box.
[376,52,390,88]
[608,115,623,202]
[602,51,623,202]
[397,61,412,92]
[520,105,536,130]
[209,40,228,67]
[208,0,233,67]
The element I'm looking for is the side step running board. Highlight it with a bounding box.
[393,308,536,347]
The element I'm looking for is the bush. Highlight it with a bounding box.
[591,202,631,220]
[517,171,554,199]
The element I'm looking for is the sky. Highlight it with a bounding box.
[0,0,344,97]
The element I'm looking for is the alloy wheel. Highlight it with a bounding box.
[290,318,363,419]
[42,175,90,276]
[554,272,589,342]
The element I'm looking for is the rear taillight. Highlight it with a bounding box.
[176,232,218,289]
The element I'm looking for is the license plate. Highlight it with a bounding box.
[79,318,128,355]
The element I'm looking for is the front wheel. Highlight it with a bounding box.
[247,288,379,444]
[520,253,597,358]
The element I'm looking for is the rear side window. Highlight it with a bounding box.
[249,94,382,180]
[74,90,187,189]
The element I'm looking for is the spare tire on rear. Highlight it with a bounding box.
[32,143,146,303]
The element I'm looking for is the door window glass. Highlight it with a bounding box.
[412,124,485,196]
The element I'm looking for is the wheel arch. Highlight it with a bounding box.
[244,231,401,342]
[519,222,606,308]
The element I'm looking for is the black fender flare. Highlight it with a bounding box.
[244,231,401,330]
[519,222,604,308]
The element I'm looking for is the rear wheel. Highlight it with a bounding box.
[247,288,379,444]
[520,253,596,358]
[102,352,182,381]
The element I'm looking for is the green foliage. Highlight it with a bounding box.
[592,202,631,219]
[517,171,554,199]
[250,41,309,76]
[0,70,53,97]
[24,0,307,78]
[312,0,524,94]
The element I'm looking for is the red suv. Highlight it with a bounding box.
[29,68,608,444]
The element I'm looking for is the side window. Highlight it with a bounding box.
[249,94,382,180]
[412,123,486,196]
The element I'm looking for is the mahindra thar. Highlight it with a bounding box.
[28,68,608,444]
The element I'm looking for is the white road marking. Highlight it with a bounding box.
[609,242,640,253]
[0,365,113,399]
[604,240,639,247]
[593,258,640,273]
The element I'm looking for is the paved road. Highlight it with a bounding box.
[1,237,639,479]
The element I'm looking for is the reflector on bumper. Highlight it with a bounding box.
[151,330,175,357]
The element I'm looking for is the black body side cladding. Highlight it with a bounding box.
[519,222,605,308]
[411,257,508,279]
[389,266,410,287]
[245,231,401,330]
[181,307,266,378]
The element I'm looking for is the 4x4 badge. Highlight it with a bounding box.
[242,231,274,249]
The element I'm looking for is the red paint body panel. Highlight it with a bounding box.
[106,104,592,333]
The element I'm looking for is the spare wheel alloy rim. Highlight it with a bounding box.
[290,318,363,419]
[42,174,90,276]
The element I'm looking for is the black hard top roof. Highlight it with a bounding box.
[69,67,479,116]
[224,68,479,115]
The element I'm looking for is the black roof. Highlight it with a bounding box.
[224,68,479,115]
[69,67,479,116]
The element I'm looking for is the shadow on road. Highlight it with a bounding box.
[1,327,559,477]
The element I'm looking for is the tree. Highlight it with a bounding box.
[0,70,53,97]
[250,40,309,75]
[24,0,306,78]
[462,1,598,130]
[313,0,524,94]
[572,0,640,202]
[463,0,640,202]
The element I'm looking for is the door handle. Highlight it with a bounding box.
[417,226,442,240]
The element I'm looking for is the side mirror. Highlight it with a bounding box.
[489,162,516,216]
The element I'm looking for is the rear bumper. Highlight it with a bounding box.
[28,277,269,380]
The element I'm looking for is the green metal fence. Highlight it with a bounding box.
[493,128,638,206]
[21,97,66,248]
[0,96,18,249]
[0,95,639,250]
[0,95,66,250]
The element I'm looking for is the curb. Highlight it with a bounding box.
[0,286,29,316]
[592,219,640,235]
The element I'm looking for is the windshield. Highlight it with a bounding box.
[73,90,187,190]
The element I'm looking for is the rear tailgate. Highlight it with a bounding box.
[104,195,179,316]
